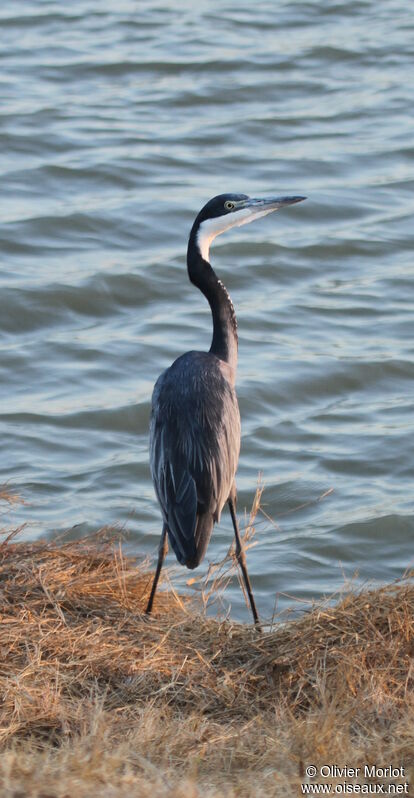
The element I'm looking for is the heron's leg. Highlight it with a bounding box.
[228,496,261,628]
[145,524,168,615]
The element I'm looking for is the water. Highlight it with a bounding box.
[1,0,414,621]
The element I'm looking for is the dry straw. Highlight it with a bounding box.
[1,486,413,796]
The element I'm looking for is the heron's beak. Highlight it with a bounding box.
[228,195,306,229]
[244,195,306,211]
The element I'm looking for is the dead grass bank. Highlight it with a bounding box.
[1,507,414,795]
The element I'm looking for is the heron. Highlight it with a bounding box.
[146,192,306,625]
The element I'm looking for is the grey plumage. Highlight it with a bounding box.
[150,351,240,568]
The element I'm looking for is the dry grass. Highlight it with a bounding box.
[1,488,414,796]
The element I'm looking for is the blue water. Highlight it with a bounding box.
[1,0,414,620]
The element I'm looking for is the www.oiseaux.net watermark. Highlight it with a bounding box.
[301,764,408,794]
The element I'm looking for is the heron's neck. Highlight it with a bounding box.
[187,230,238,370]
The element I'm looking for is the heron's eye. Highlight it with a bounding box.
[224,201,235,211]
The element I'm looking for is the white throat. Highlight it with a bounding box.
[196,206,276,262]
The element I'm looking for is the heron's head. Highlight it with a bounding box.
[192,192,306,262]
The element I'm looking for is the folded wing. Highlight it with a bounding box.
[149,351,240,568]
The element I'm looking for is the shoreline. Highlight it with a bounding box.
[0,529,413,796]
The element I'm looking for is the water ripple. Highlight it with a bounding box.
[1,0,413,620]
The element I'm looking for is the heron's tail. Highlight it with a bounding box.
[184,513,214,570]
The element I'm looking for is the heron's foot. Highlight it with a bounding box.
[142,605,157,622]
